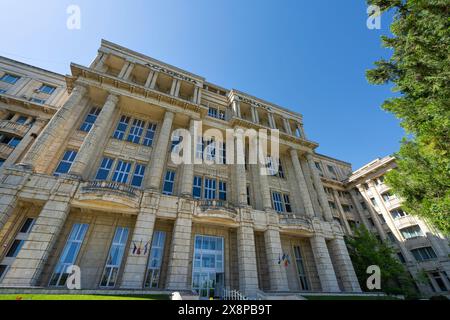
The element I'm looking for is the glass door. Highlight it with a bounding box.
[192,235,224,299]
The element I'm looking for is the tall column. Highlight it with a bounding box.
[69,94,119,179]
[264,226,289,291]
[232,100,241,118]
[120,206,156,288]
[20,85,88,169]
[237,219,259,297]
[289,149,315,217]
[174,80,181,97]
[91,51,108,72]
[305,153,333,221]
[180,119,195,197]
[145,70,159,89]
[1,188,74,286]
[0,171,31,231]
[310,234,340,292]
[234,136,248,206]
[1,119,46,169]
[146,111,174,190]
[283,118,292,135]
[328,237,362,292]
[251,106,259,124]
[267,112,276,129]
[166,209,192,290]
[332,189,352,234]
[169,78,178,96]
[118,61,134,80]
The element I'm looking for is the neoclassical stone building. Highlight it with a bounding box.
[347,157,450,296]
[0,40,447,298]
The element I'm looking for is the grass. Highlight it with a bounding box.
[0,294,170,300]
[302,295,400,300]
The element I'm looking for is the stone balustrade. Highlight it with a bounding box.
[81,180,140,199]
[0,120,30,137]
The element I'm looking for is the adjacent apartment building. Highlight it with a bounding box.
[0,40,447,298]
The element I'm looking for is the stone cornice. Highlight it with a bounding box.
[229,116,318,150]
[100,39,205,83]
[228,89,303,122]
[67,63,208,116]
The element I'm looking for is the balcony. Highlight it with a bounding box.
[0,120,30,137]
[194,199,238,224]
[0,143,14,159]
[279,213,313,232]
[76,180,141,212]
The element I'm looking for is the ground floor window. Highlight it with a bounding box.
[293,245,310,291]
[49,223,88,287]
[144,231,166,288]
[192,235,224,299]
[0,217,35,282]
[100,226,129,288]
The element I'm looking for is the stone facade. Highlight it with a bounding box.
[0,40,445,298]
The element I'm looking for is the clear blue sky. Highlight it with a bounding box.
[0,0,402,169]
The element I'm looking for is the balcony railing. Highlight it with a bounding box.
[81,180,139,198]
[0,120,30,137]
[197,199,237,213]
[0,143,14,158]
[279,213,312,228]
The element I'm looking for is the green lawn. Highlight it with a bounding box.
[0,294,170,300]
[302,295,400,300]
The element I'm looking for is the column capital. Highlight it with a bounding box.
[106,93,119,104]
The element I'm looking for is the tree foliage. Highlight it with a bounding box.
[366,0,450,235]
[345,226,417,297]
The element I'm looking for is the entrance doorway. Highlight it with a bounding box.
[192,235,224,299]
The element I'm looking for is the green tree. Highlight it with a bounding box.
[365,0,450,235]
[345,226,417,297]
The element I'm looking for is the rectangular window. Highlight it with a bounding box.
[142,123,157,147]
[95,157,114,180]
[16,116,28,124]
[127,118,146,144]
[113,115,130,140]
[195,137,204,160]
[387,232,397,243]
[411,247,437,262]
[131,163,146,187]
[342,204,351,213]
[283,194,292,213]
[272,192,284,213]
[278,159,285,178]
[397,252,406,263]
[79,107,101,132]
[208,107,217,118]
[111,160,132,183]
[49,223,88,287]
[431,272,448,291]
[218,142,226,164]
[315,162,322,171]
[29,97,46,104]
[144,231,166,288]
[100,227,129,288]
[0,218,35,281]
[400,225,423,239]
[246,185,251,206]
[218,181,227,201]
[38,84,56,94]
[370,197,377,207]
[0,74,20,84]
[204,178,216,200]
[54,150,77,176]
[162,170,176,195]
[293,246,310,291]
[329,201,336,209]
[360,201,368,210]
[204,139,216,162]
[193,176,202,199]
[390,208,407,219]
[171,133,182,153]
